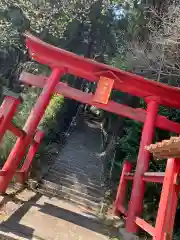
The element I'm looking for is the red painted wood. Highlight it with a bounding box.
[166,185,178,238]
[8,122,26,138]
[124,172,165,183]
[24,32,180,108]
[0,170,7,176]
[20,72,180,134]
[126,100,158,233]
[135,217,155,236]
[143,172,165,183]
[114,161,132,215]
[154,158,180,240]
[17,131,44,184]
[117,204,128,216]
[0,68,65,193]
[124,175,134,180]
[0,96,20,142]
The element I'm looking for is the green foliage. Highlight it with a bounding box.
[0,1,68,46]
[117,120,142,162]
[0,0,122,55]
[111,55,128,70]
[40,93,64,132]
[0,87,41,163]
[34,93,64,169]
[0,86,64,165]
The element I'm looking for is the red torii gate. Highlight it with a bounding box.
[0,32,180,239]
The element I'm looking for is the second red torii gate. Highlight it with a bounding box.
[0,32,180,239]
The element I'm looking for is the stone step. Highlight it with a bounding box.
[52,163,102,175]
[46,171,104,191]
[50,166,102,181]
[46,168,103,186]
[53,157,102,169]
[44,173,104,198]
[53,156,102,171]
[39,180,102,212]
[45,169,104,189]
[39,188,101,213]
[54,155,102,164]
[49,163,102,178]
[40,179,103,203]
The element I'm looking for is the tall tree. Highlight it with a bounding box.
[0,0,125,92]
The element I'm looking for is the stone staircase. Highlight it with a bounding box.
[39,116,105,213]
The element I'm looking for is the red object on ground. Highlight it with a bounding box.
[0,33,179,239]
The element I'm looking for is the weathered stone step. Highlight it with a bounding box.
[53,158,102,171]
[39,180,102,212]
[45,170,104,189]
[39,188,100,213]
[44,174,104,198]
[50,167,102,183]
[54,158,102,167]
[45,170,103,188]
[46,168,103,186]
[52,164,102,177]
[46,171,104,191]
[40,179,103,203]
